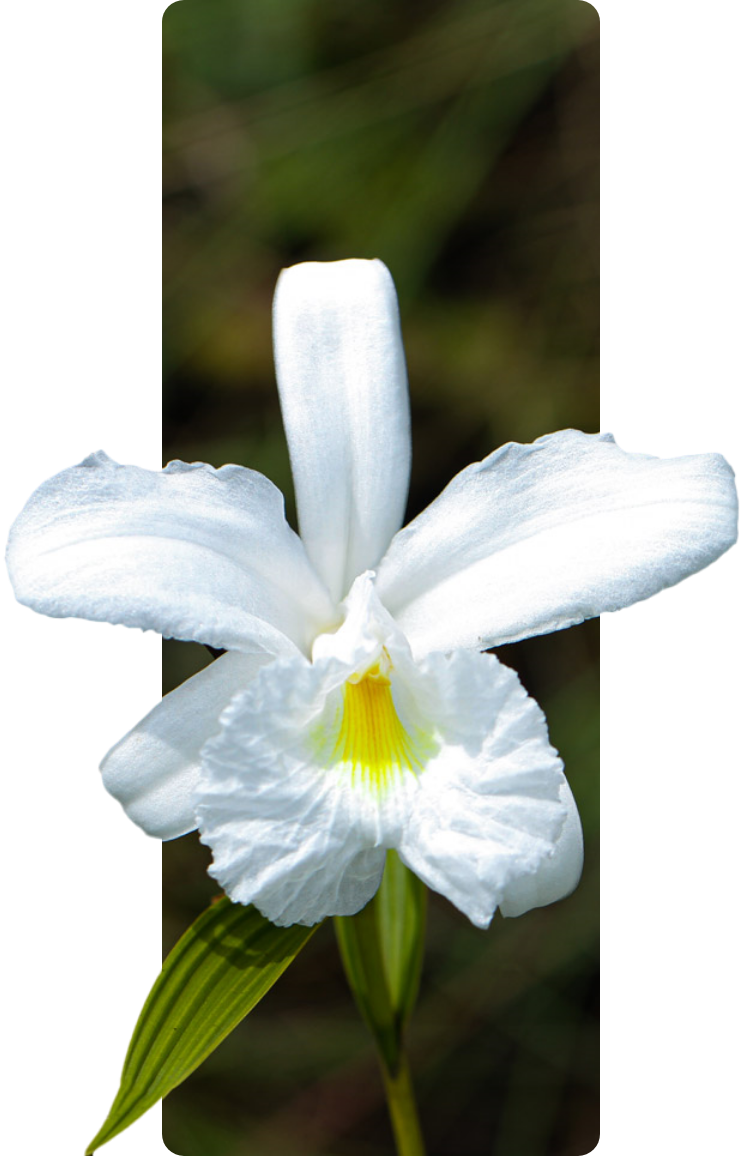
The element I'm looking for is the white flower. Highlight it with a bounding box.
[6,260,737,929]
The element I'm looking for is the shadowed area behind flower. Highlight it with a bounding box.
[163,0,599,1152]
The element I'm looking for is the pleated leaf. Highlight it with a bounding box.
[87,897,316,1153]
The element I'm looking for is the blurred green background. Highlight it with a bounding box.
[162,1,599,1153]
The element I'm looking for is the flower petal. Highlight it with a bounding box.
[197,674,382,925]
[197,580,570,929]
[396,650,569,929]
[498,779,584,918]
[273,259,411,602]
[7,452,336,654]
[100,650,276,840]
[196,653,389,927]
[376,431,738,655]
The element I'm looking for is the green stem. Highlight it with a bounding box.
[334,853,428,1155]
[334,900,400,1071]
[381,1055,427,1156]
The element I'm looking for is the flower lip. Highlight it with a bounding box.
[195,563,574,928]
[304,575,438,806]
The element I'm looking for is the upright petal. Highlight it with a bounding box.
[273,259,411,602]
[7,453,336,654]
[101,649,276,840]
[376,431,738,655]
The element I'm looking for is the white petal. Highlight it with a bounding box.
[197,581,571,929]
[196,656,388,927]
[376,431,738,655]
[273,259,411,602]
[396,650,569,929]
[7,453,336,654]
[100,650,275,840]
[499,779,584,918]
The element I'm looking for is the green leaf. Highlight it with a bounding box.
[334,852,426,1074]
[87,898,316,1153]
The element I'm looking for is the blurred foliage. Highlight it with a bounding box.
[162,0,599,1153]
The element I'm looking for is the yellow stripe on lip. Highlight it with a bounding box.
[332,662,427,794]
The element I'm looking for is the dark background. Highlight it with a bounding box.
[162,1,599,1153]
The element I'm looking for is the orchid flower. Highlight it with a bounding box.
[7,259,737,931]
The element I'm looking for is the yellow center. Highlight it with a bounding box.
[331,663,427,794]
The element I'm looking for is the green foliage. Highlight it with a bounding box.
[86,899,315,1152]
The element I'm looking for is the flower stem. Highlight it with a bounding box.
[381,1054,427,1156]
[334,853,428,1155]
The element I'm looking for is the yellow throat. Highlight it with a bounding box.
[332,662,426,794]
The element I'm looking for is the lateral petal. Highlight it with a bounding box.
[101,650,276,840]
[7,453,336,654]
[376,431,738,655]
[273,259,411,602]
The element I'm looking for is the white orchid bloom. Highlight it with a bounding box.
[7,260,737,930]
